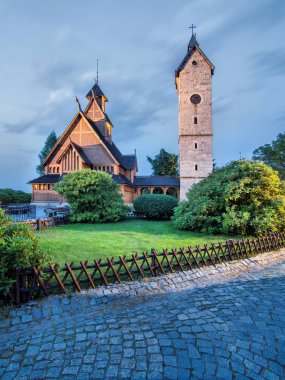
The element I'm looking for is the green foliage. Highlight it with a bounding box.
[0,209,52,296]
[37,131,58,175]
[0,188,31,204]
[0,191,12,204]
[147,149,179,176]
[133,194,178,220]
[54,170,128,223]
[174,160,285,236]
[253,133,285,180]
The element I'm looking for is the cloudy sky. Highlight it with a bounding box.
[0,0,284,191]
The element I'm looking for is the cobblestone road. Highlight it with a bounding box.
[1,251,285,379]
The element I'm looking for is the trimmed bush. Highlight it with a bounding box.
[0,191,12,204]
[133,194,178,220]
[174,160,285,235]
[54,170,128,223]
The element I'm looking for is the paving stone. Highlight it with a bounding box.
[64,365,81,376]
[46,367,62,377]
[0,250,285,380]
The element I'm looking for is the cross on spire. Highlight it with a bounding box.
[189,24,196,35]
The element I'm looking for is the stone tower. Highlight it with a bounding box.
[175,32,215,200]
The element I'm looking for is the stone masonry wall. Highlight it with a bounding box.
[177,49,213,200]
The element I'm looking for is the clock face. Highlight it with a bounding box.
[190,94,201,104]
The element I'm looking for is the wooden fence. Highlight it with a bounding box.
[9,232,285,305]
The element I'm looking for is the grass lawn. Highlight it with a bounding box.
[37,219,233,264]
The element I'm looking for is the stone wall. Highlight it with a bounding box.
[177,49,213,200]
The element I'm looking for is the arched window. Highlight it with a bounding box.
[195,143,198,149]
[166,188,177,198]
[195,164,198,171]
[194,117,198,124]
[77,156,79,170]
[153,187,163,194]
[67,151,70,171]
[57,167,59,173]
[141,188,150,195]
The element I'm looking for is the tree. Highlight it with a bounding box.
[0,191,12,204]
[54,170,128,223]
[37,131,58,174]
[253,133,285,180]
[1,188,31,203]
[147,149,178,176]
[174,160,285,236]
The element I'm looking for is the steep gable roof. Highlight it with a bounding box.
[55,141,93,166]
[86,83,108,100]
[84,96,114,127]
[176,34,215,78]
[86,116,137,170]
[42,112,82,165]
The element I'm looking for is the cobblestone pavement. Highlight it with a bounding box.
[1,251,285,379]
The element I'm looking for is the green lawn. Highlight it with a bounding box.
[37,219,232,264]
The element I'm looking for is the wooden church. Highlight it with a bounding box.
[29,82,180,204]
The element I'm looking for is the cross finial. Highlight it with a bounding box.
[189,24,196,35]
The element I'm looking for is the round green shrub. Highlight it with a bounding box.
[0,191,12,204]
[0,209,52,296]
[133,194,178,220]
[54,170,128,223]
[174,160,285,235]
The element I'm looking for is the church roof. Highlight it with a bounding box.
[112,174,133,186]
[175,33,215,77]
[86,83,107,100]
[28,174,61,184]
[86,117,137,170]
[134,176,180,187]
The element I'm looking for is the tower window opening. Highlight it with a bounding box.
[195,143,198,149]
[194,117,198,124]
[195,164,198,171]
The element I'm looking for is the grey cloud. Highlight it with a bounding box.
[249,49,285,77]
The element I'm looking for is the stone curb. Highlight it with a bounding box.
[1,249,285,333]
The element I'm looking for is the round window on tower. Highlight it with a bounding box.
[192,60,197,65]
[190,94,201,104]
